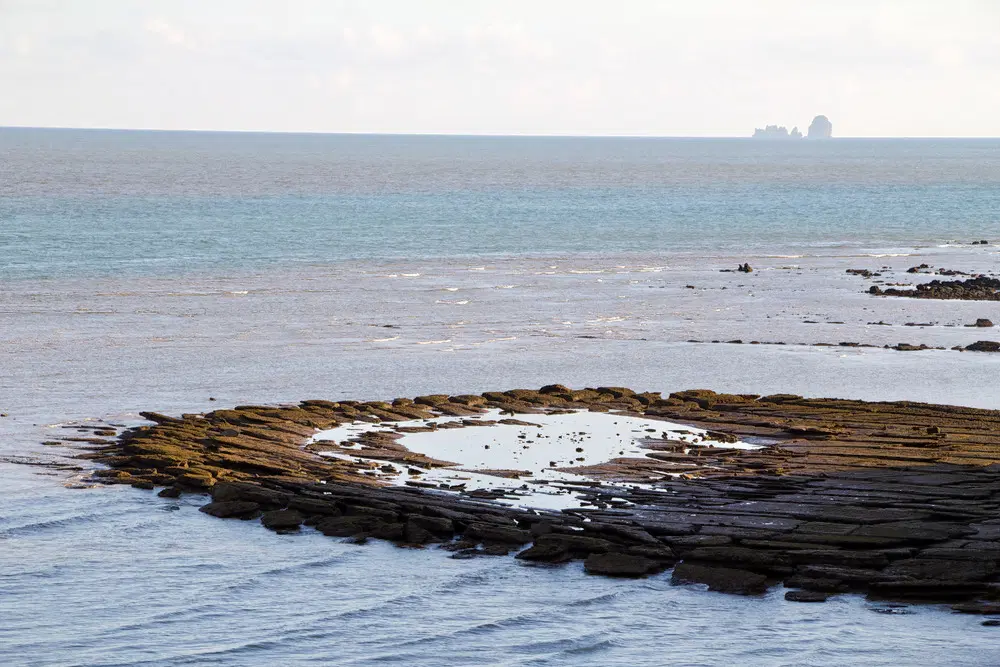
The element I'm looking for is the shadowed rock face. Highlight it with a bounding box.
[76,387,1000,605]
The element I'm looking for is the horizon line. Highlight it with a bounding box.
[2,124,999,140]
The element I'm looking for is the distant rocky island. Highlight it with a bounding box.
[753,115,832,139]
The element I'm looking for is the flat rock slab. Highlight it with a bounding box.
[74,386,1000,605]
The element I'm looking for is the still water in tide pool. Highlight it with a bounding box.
[3,129,1000,665]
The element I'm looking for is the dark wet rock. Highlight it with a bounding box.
[533,533,616,556]
[261,509,303,532]
[683,546,792,573]
[370,522,406,542]
[672,562,769,595]
[315,515,381,537]
[870,581,988,601]
[970,319,994,328]
[584,552,660,577]
[785,590,830,602]
[952,602,1000,615]
[965,341,1000,352]
[877,276,1000,301]
[199,500,261,519]
[211,482,290,508]
[407,514,455,538]
[516,541,571,563]
[664,535,733,550]
[157,486,182,498]
[882,558,995,581]
[287,496,342,516]
[627,545,677,563]
[463,522,532,545]
[783,576,850,593]
[481,543,516,556]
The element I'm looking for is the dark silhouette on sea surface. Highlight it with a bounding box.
[753,115,832,139]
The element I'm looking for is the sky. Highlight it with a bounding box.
[1,0,998,137]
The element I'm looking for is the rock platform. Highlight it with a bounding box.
[80,386,1000,603]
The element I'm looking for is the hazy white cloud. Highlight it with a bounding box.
[0,0,998,136]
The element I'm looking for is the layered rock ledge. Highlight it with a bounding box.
[79,387,1000,604]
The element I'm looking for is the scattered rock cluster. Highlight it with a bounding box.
[870,276,1000,301]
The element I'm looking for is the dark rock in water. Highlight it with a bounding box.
[315,515,381,537]
[533,533,616,556]
[463,522,532,545]
[584,552,659,577]
[876,276,1000,301]
[672,562,769,595]
[260,509,303,532]
[628,545,677,563]
[971,319,995,328]
[406,514,455,538]
[481,543,515,556]
[966,341,1000,352]
[370,522,405,542]
[952,602,1000,615]
[212,482,290,508]
[157,486,181,498]
[287,496,341,516]
[516,541,571,563]
[785,590,830,602]
[402,522,437,545]
[847,269,874,278]
[737,263,753,273]
[199,500,261,519]
[983,620,1000,627]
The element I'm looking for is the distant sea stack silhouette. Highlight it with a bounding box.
[807,115,833,138]
[752,116,832,139]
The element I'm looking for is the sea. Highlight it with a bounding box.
[2,128,1000,666]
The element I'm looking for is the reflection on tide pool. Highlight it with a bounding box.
[313,410,759,510]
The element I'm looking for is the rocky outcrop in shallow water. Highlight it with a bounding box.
[871,276,1000,300]
[77,387,1000,605]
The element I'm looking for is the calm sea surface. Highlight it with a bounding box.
[2,129,1000,666]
